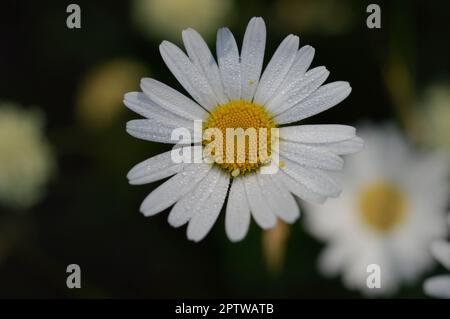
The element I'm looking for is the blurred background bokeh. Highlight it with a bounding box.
[0,0,449,298]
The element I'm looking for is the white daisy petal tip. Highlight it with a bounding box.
[125,121,135,135]
[327,81,352,100]
[127,150,185,186]
[303,45,315,53]
[186,228,202,243]
[217,27,234,43]
[123,92,141,109]
[228,236,245,243]
[240,17,266,95]
[181,27,196,34]
[343,82,352,97]
[225,221,249,243]
[316,65,328,74]
[139,77,151,86]
[158,40,170,54]
[126,165,147,184]
[250,16,265,25]
[124,91,138,101]
[295,45,315,67]
[333,81,352,100]
[341,81,351,90]
[139,202,155,217]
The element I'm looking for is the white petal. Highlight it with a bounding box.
[182,28,228,104]
[280,156,341,197]
[254,34,299,105]
[139,163,211,216]
[275,81,352,125]
[159,41,219,110]
[318,242,349,276]
[168,167,221,228]
[244,174,277,229]
[279,141,344,170]
[187,171,230,242]
[258,173,300,223]
[140,78,209,120]
[307,136,364,155]
[424,275,450,299]
[431,240,450,270]
[124,92,192,126]
[240,17,266,101]
[216,27,241,101]
[126,118,192,144]
[280,45,315,90]
[127,149,188,185]
[225,178,251,242]
[273,170,326,204]
[280,125,356,143]
[267,66,329,114]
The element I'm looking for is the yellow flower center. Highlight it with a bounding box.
[359,181,407,232]
[203,100,276,176]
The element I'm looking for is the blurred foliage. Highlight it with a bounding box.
[0,0,449,298]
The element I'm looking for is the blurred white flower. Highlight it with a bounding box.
[305,125,449,296]
[424,216,450,299]
[419,83,450,163]
[132,0,233,41]
[0,103,54,209]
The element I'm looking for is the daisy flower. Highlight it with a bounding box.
[125,17,362,242]
[0,102,54,209]
[424,216,450,299]
[305,125,449,295]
